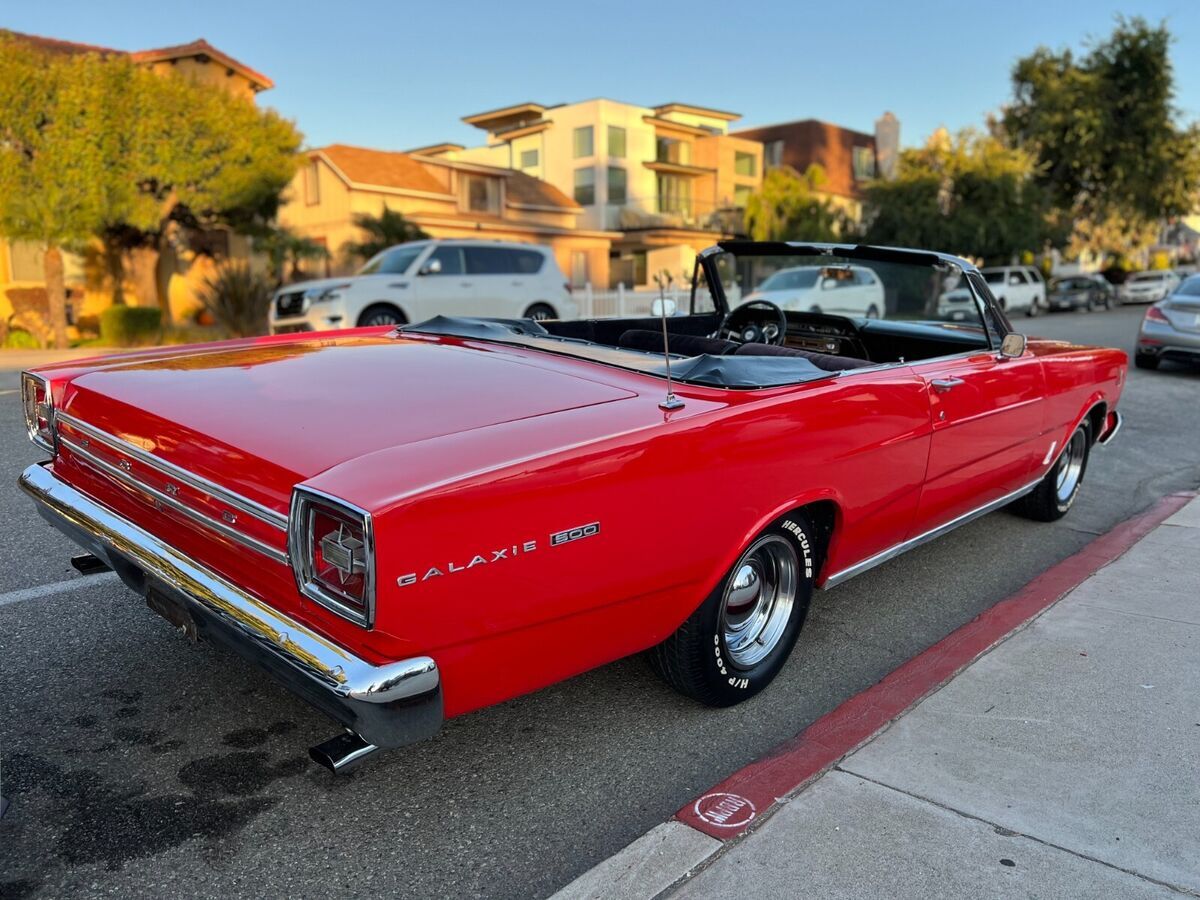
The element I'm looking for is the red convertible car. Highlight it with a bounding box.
[19,241,1125,771]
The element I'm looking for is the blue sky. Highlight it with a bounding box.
[5,1,1198,151]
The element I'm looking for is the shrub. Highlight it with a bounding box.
[100,306,163,346]
[3,328,40,349]
[197,262,271,337]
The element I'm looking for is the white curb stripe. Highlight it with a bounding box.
[0,572,120,608]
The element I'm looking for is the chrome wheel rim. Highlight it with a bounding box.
[1055,430,1087,504]
[721,535,798,668]
[527,306,553,321]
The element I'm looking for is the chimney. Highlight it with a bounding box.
[874,111,900,180]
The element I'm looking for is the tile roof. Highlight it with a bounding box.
[317,144,580,211]
[318,144,451,195]
[0,30,272,89]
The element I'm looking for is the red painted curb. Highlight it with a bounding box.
[677,491,1196,840]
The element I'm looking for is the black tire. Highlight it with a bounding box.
[865,304,880,319]
[1134,353,1160,370]
[1010,422,1091,522]
[524,303,557,321]
[648,514,816,707]
[357,303,407,328]
[1026,296,1041,317]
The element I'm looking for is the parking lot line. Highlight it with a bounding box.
[0,571,119,608]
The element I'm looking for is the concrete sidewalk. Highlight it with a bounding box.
[670,496,1200,898]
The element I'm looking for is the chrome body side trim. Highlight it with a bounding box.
[1097,410,1123,446]
[55,411,288,531]
[19,463,442,748]
[822,476,1043,589]
[58,431,289,565]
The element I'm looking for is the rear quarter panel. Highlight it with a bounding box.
[1029,339,1126,444]
[308,367,933,718]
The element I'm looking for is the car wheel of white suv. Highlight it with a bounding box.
[524,303,557,321]
[358,303,407,327]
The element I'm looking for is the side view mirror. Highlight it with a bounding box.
[999,333,1027,359]
[820,277,837,291]
[419,258,442,275]
[651,298,677,317]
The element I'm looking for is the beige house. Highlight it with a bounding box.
[279,144,617,288]
[429,99,763,288]
[0,30,273,338]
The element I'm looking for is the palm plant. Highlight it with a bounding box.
[342,208,429,262]
[197,262,272,337]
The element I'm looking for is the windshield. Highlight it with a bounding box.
[358,244,424,276]
[703,249,986,328]
[757,268,821,292]
[1130,272,1163,283]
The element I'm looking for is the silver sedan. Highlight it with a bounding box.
[1136,274,1200,370]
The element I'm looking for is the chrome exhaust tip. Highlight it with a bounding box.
[309,731,378,774]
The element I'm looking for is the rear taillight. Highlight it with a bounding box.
[1145,306,1169,324]
[289,488,375,627]
[21,371,55,452]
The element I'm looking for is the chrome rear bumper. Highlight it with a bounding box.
[18,463,442,749]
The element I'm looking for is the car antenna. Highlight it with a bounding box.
[655,272,684,411]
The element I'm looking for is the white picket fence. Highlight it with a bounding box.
[572,284,743,318]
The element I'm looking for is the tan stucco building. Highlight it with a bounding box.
[432,99,763,288]
[279,144,618,288]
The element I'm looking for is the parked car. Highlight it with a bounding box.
[980,265,1045,316]
[742,264,886,318]
[935,287,977,321]
[1135,274,1200,369]
[1047,275,1113,312]
[269,239,575,333]
[1118,270,1181,305]
[19,240,1125,772]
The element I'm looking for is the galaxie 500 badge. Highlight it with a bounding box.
[397,522,599,587]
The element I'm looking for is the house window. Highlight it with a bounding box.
[608,125,626,158]
[574,167,596,205]
[735,151,756,177]
[764,140,784,168]
[461,174,501,214]
[656,174,692,215]
[573,126,594,158]
[853,146,876,181]
[519,148,539,169]
[304,160,320,205]
[655,136,690,165]
[734,184,752,208]
[607,167,627,205]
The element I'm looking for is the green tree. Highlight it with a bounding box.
[1003,16,1200,257]
[0,38,112,347]
[743,165,849,242]
[861,130,1052,263]
[342,207,430,262]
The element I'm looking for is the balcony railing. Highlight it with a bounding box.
[605,195,747,233]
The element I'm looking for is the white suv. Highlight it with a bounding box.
[270,239,576,333]
[980,266,1045,317]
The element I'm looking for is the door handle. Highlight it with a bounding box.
[931,377,965,393]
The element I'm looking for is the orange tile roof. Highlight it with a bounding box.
[318,144,580,211]
[504,170,579,210]
[0,30,272,89]
[317,144,451,195]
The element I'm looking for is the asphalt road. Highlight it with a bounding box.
[2,306,1199,899]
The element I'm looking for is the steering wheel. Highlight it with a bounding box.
[716,299,788,346]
